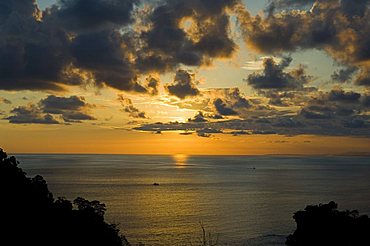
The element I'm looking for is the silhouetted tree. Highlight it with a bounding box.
[286,201,370,246]
[0,148,130,246]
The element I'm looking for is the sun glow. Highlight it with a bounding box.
[172,154,188,168]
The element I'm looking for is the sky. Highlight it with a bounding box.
[1,0,370,155]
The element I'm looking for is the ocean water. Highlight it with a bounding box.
[14,154,370,245]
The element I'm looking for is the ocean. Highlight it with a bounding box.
[14,154,370,245]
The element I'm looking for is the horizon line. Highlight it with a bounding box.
[8,152,370,157]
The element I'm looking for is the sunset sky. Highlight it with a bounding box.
[1,0,370,155]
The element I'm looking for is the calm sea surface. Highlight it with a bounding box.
[13,154,370,245]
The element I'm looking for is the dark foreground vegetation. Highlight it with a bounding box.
[1,148,370,246]
[0,148,129,246]
[287,202,370,245]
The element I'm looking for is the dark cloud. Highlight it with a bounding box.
[0,0,39,18]
[117,95,148,119]
[187,111,223,122]
[261,88,317,107]
[5,95,96,124]
[145,76,160,96]
[40,95,90,113]
[340,0,370,17]
[134,121,198,133]
[268,0,316,9]
[70,30,146,92]
[197,128,223,137]
[137,0,238,72]
[246,57,312,89]
[363,95,370,107]
[300,106,333,119]
[39,95,96,122]
[328,89,361,102]
[272,117,304,128]
[165,70,199,99]
[189,88,252,116]
[225,88,252,109]
[0,0,149,93]
[52,0,138,31]
[0,0,71,91]
[331,67,357,83]
[61,112,96,122]
[344,118,366,128]
[214,98,238,116]
[298,89,367,121]
[5,105,59,124]
[251,129,277,135]
[237,0,370,86]
[188,111,208,123]
[355,69,370,86]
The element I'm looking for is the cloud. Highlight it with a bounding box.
[187,111,223,122]
[363,94,370,107]
[237,0,370,86]
[300,106,333,119]
[69,30,146,92]
[117,95,148,119]
[267,0,316,10]
[202,88,252,116]
[137,0,238,72]
[0,0,71,91]
[297,89,368,124]
[132,86,370,137]
[264,91,298,107]
[196,128,223,137]
[246,57,312,89]
[5,95,96,124]
[0,0,244,93]
[331,67,358,83]
[134,111,369,136]
[5,105,59,124]
[40,95,91,113]
[165,69,200,99]
[0,0,152,93]
[52,0,138,31]
[145,76,160,96]
[39,95,96,122]
[355,69,370,86]
[188,111,208,122]
[344,118,366,128]
[328,88,361,102]
[2,0,370,98]
[214,98,238,116]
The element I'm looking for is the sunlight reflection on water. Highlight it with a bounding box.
[173,154,188,168]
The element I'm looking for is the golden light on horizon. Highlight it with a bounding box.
[173,154,188,168]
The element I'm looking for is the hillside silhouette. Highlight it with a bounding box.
[286,201,370,246]
[0,148,130,246]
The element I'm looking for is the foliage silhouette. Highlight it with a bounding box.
[286,201,370,246]
[0,148,130,246]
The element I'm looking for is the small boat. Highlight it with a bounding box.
[153,182,160,186]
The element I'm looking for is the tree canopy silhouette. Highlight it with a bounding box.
[0,148,130,246]
[286,201,370,246]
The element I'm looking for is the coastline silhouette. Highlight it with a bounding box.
[0,148,129,246]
